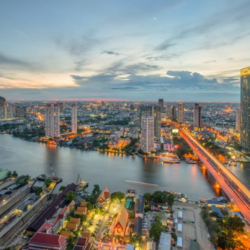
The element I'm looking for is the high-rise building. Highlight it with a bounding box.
[240,66,250,150]
[166,105,172,119]
[15,106,26,118]
[45,104,60,137]
[71,103,77,134]
[158,99,164,113]
[177,102,184,123]
[171,106,177,121]
[153,106,161,141]
[236,109,241,132]
[193,103,202,128]
[0,96,6,119]
[141,116,155,153]
[139,105,161,141]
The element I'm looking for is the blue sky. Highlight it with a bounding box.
[0,0,249,101]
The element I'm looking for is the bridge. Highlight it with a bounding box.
[178,127,250,224]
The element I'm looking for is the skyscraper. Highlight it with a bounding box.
[45,103,60,137]
[236,109,241,132]
[177,102,184,123]
[71,103,77,134]
[158,99,164,113]
[193,103,202,128]
[240,66,250,150]
[141,116,155,153]
[0,96,6,119]
[153,105,161,141]
[171,106,177,121]
[139,105,161,141]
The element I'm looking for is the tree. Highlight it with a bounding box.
[92,184,100,196]
[144,193,152,203]
[7,171,11,178]
[87,203,93,210]
[111,192,125,201]
[225,216,245,232]
[12,171,18,178]
[166,193,175,206]
[65,191,76,204]
[149,219,163,242]
[59,185,66,191]
[35,187,43,195]
[45,178,52,188]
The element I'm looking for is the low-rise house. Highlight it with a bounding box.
[97,187,110,206]
[65,222,78,231]
[73,237,91,250]
[60,231,72,240]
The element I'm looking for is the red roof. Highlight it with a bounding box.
[29,232,67,247]
[38,222,52,233]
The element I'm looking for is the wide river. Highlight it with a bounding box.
[1,134,250,200]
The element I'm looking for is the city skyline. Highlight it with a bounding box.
[0,0,250,101]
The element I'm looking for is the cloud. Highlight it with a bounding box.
[102,50,121,56]
[155,42,176,51]
[0,52,32,69]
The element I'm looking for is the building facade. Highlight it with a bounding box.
[177,102,184,123]
[45,104,60,137]
[166,105,172,119]
[71,103,77,134]
[240,66,250,150]
[158,98,164,113]
[141,116,155,153]
[171,106,177,121]
[193,103,202,128]
[236,109,241,132]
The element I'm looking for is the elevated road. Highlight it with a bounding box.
[179,128,250,224]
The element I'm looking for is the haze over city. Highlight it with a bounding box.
[1,0,250,101]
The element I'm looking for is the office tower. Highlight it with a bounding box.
[153,106,161,141]
[130,104,135,111]
[0,96,6,119]
[193,103,202,128]
[15,106,26,117]
[141,117,155,153]
[177,102,184,123]
[139,105,161,141]
[6,103,13,118]
[172,106,177,121]
[158,99,164,113]
[236,109,241,132]
[139,105,153,125]
[58,102,65,112]
[71,103,77,134]
[166,105,172,119]
[45,103,60,137]
[240,66,250,150]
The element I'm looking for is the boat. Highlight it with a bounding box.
[160,157,180,164]
[185,158,198,164]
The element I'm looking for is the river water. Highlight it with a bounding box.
[2,134,249,200]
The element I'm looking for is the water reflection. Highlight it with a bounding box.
[0,134,233,200]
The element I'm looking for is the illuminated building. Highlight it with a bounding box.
[171,106,177,121]
[236,109,241,132]
[0,96,6,119]
[141,116,155,153]
[166,105,172,119]
[15,106,26,117]
[193,103,202,128]
[71,103,77,134]
[45,103,60,137]
[240,66,250,150]
[139,105,161,141]
[158,98,164,112]
[177,102,184,123]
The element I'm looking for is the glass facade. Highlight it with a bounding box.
[240,66,250,150]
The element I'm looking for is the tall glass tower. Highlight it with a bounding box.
[240,66,250,150]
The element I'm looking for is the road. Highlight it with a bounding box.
[179,128,250,225]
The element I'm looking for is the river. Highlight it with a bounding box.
[2,134,246,200]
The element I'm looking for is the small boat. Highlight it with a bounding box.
[160,157,180,164]
[185,158,198,164]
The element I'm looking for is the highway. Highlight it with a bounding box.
[179,128,250,225]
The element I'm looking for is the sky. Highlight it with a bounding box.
[0,0,250,101]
